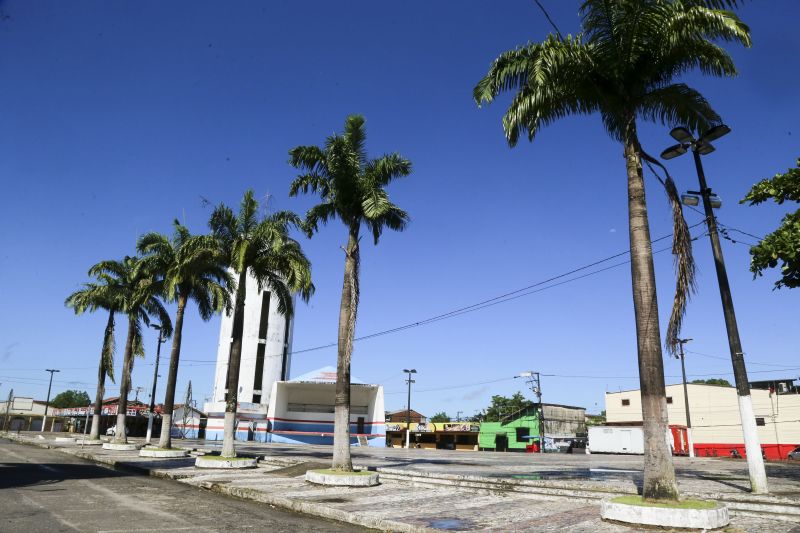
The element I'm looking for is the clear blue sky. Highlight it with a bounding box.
[1,1,798,418]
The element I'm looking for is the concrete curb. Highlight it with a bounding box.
[139,448,189,458]
[306,469,380,486]
[601,499,729,529]
[103,442,139,451]
[195,455,258,469]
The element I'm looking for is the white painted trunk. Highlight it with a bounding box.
[737,394,769,493]
[687,427,695,458]
[112,412,127,444]
[221,411,237,457]
[145,413,154,443]
[89,414,101,440]
[158,413,172,449]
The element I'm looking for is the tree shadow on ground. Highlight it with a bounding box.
[0,462,131,489]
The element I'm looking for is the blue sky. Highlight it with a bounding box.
[1,1,798,419]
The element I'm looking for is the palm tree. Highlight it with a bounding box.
[89,256,173,444]
[289,115,411,471]
[138,221,232,449]
[65,265,125,441]
[474,0,750,500]
[210,190,313,458]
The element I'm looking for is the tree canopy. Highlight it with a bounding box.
[50,390,90,408]
[691,378,732,387]
[430,411,450,422]
[741,158,800,289]
[481,392,535,422]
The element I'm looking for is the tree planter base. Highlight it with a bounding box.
[77,439,104,446]
[102,442,139,451]
[601,498,729,529]
[305,469,380,487]
[54,437,77,443]
[195,456,258,469]
[139,448,189,458]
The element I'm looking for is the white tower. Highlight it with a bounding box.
[205,272,294,419]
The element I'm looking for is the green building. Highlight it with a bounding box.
[478,409,541,451]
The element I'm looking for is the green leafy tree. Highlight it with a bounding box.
[741,158,800,289]
[138,221,232,449]
[66,260,128,440]
[691,378,732,387]
[210,190,313,458]
[473,0,749,500]
[482,392,535,422]
[90,256,173,444]
[289,115,411,471]
[50,390,91,409]
[430,411,450,422]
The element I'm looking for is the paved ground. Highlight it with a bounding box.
[0,439,367,533]
[186,438,800,496]
[4,433,800,532]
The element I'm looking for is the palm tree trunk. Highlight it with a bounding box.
[624,132,679,500]
[89,311,114,440]
[158,293,187,449]
[113,315,136,444]
[332,226,360,471]
[221,269,248,458]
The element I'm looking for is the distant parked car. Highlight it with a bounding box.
[105,425,128,437]
[788,447,800,461]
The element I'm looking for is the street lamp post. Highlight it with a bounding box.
[145,324,165,444]
[42,369,60,432]
[662,125,769,493]
[403,369,417,449]
[676,338,695,458]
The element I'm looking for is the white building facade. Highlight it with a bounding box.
[605,383,800,460]
[204,272,295,440]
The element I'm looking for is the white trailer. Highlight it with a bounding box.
[588,426,644,454]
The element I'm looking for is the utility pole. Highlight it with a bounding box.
[403,369,417,449]
[42,369,60,432]
[662,125,769,493]
[134,386,144,403]
[517,371,544,453]
[3,389,12,431]
[676,338,695,458]
[145,324,165,444]
[456,411,463,422]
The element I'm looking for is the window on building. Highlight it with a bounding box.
[515,427,530,442]
[666,397,673,404]
[621,399,630,406]
[755,417,766,426]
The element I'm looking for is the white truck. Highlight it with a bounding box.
[588,426,644,454]
[588,426,678,455]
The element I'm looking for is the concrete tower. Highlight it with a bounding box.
[204,272,294,440]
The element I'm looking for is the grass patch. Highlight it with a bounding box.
[311,469,373,476]
[612,496,717,510]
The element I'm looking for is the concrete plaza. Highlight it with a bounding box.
[3,432,800,532]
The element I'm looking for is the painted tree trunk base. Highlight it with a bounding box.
[158,413,173,449]
[220,411,237,458]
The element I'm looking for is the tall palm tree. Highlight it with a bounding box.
[138,221,232,449]
[89,256,173,444]
[210,190,313,458]
[289,114,411,471]
[65,265,125,441]
[474,0,750,500]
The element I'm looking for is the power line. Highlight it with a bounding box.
[181,224,705,367]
